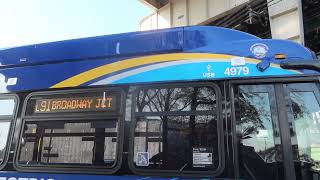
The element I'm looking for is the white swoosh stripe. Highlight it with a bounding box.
[90,59,227,85]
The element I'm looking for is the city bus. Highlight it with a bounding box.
[0,26,319,180]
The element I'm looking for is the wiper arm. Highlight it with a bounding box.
[280,60,320,72]
[179,162,189,172]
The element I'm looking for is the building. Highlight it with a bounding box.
[139,0,320,57]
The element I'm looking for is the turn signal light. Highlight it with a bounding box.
[275,54,286,59]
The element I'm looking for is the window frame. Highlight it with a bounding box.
[13,87,125,174]
[128,82,225,177]
[0,94,19,170]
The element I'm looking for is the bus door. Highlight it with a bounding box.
[233,84,285,180]
[233,82,320,180]
[284,82,320,180]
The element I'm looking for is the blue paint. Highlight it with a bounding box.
[111,62,300,84]
[0,26,318,93]
[0,171,230,180]
[0,28,183,67]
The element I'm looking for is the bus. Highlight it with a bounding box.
[0,26,319,180]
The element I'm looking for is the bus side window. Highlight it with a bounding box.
[19,120,118,166]
[15,89,123,174]
[131,84,224,176]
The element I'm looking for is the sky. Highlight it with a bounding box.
[0,0,152,48]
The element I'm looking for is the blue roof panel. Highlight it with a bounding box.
[0,26,314,68]
[0,27,184,66]
[0,26,317,93]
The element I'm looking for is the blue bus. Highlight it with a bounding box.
[0,26,319,180]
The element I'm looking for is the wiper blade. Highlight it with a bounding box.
[280,60,320,72]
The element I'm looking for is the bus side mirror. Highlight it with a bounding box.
[280,60,320,72]
[256,60,270,72]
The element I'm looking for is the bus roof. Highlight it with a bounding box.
[0,26,318,93]
[0,26,261,67]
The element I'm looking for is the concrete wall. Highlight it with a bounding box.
[140,0,305,44]
[268,0,304,44]
[140,0,250,30]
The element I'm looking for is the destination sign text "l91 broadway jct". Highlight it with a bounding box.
[33,96,116,114]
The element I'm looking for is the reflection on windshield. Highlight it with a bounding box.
[19,120,118,167]
[0,122,10,161]
[0,99,15,116]
[0,96,15,165]
[238,91,277,162]
[133,86,220,172]
[136,87,216,112]
[290,91,320,171]
[237,85,283,180]
[0,74,7,93]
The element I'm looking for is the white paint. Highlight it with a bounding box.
[19,58,27,62]
[7,77,17,86]
[231,57,246,66]
[116,42,120,54]
[0,178,54,180]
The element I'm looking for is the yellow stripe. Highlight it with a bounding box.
[50,53,299,88]
[52,53,232,88]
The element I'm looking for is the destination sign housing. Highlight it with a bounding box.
[32,95,117,114]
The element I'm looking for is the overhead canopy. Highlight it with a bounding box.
[139,0,169,9]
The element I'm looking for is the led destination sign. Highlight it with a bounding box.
[33,95,117,114]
